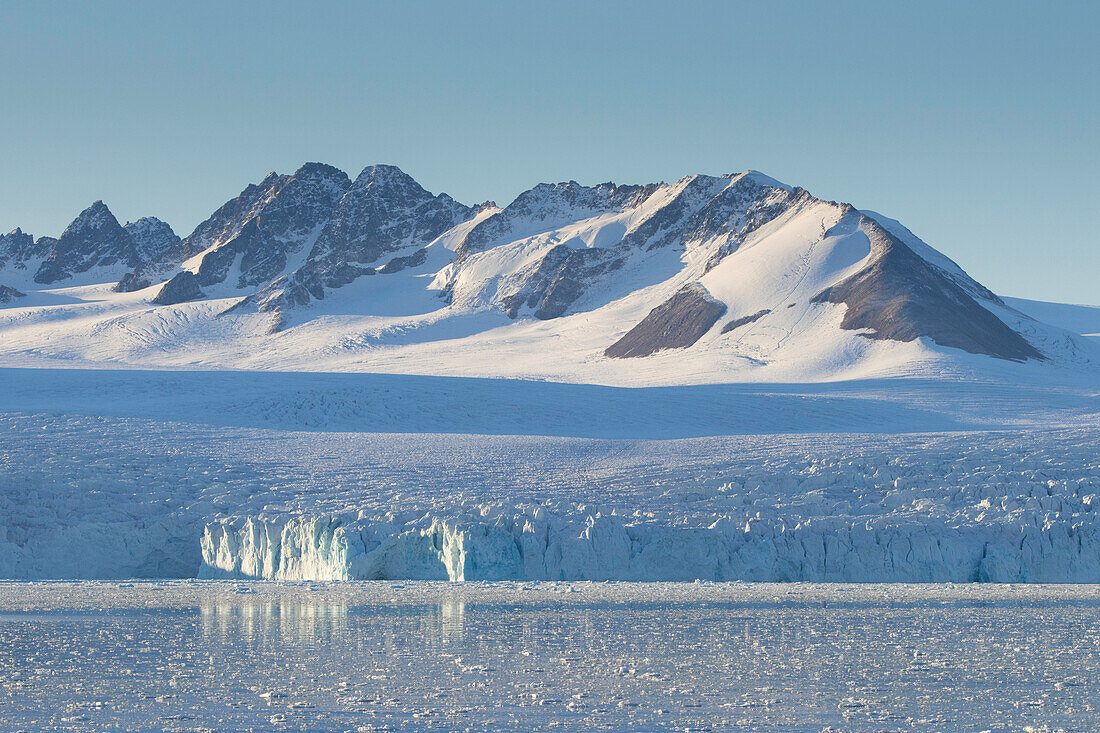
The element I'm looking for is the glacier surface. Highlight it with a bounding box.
[1,367,1097,582]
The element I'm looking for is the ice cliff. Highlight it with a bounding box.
[200,493,1100,583]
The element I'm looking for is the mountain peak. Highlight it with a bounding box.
[34,200,136,284]
[125,216,171,229]
[360,163,408,176]
[737,170,792,191]
[123,217,180,264]
[338,165,448,210]
[354,164,423,191]
[64,200,122,236]
[291,162,349,180]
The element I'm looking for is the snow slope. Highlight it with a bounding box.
[1004,296,1100,341]
[2,165,1094,384]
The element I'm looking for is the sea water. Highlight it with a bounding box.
[0,581,1096,732]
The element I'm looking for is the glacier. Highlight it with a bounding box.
[199,497,1100,583]
[1,366,1096,582]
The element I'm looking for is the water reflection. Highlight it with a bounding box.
[5,587,1096,732]
[198,597,468,647]
[200,599,349,642]
[430,599,466,643]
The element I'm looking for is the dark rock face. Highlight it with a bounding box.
[175,172,289,263]
[606,283,727,358]
[113,218,179,291]
[497,245,624,320]
[32,237,59,263]
[113,272,151,293]
[113,171,291,292]
[617,176,803,257]
[0,228,34,257]
[0,285,26,303]
[498,245,571,318]
[124,164,472,313]
[307,165,472,286]
[532,248,624,320]
[243,165,473,315]
[251,271,327,310]
[616,175,727,253]
[0,228,50,272]
[191,164,352,290]
[124,217,179,263]
[456,181,656,262]
[194,217,265,286]
[721,309,771,334]
[377,248,429,274]
[34,202,139,284]
[811,217,1042,361]
[151,271,204,305]
[128,164,350,295]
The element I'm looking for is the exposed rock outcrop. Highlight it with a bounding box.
[812,217,1043,361]
[151,271,204,305]
[0,285,26,303]
[721,309,771,334]
[606,283,727,358]
[34,202,137,284]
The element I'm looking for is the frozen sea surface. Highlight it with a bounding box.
[0,582,1098,732]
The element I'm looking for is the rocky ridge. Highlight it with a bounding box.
[0,164,1056,363]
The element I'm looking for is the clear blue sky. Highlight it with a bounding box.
[1,1,1096,302]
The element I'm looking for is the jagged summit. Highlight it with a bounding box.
[355,163,419,184]
[221,163,474,320]
[0,202,178,289]
[0,228,39,269]
[2,163,1092,380]
[65,200,114,229]
[36,200,137,284]
[124,217,179,262]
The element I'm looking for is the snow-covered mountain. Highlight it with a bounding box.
[0,203,178,290]
[0,164,1095,382]
[236,164,476,325]
[3,164,1099,583]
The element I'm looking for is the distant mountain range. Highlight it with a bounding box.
[1,164,1096,380]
